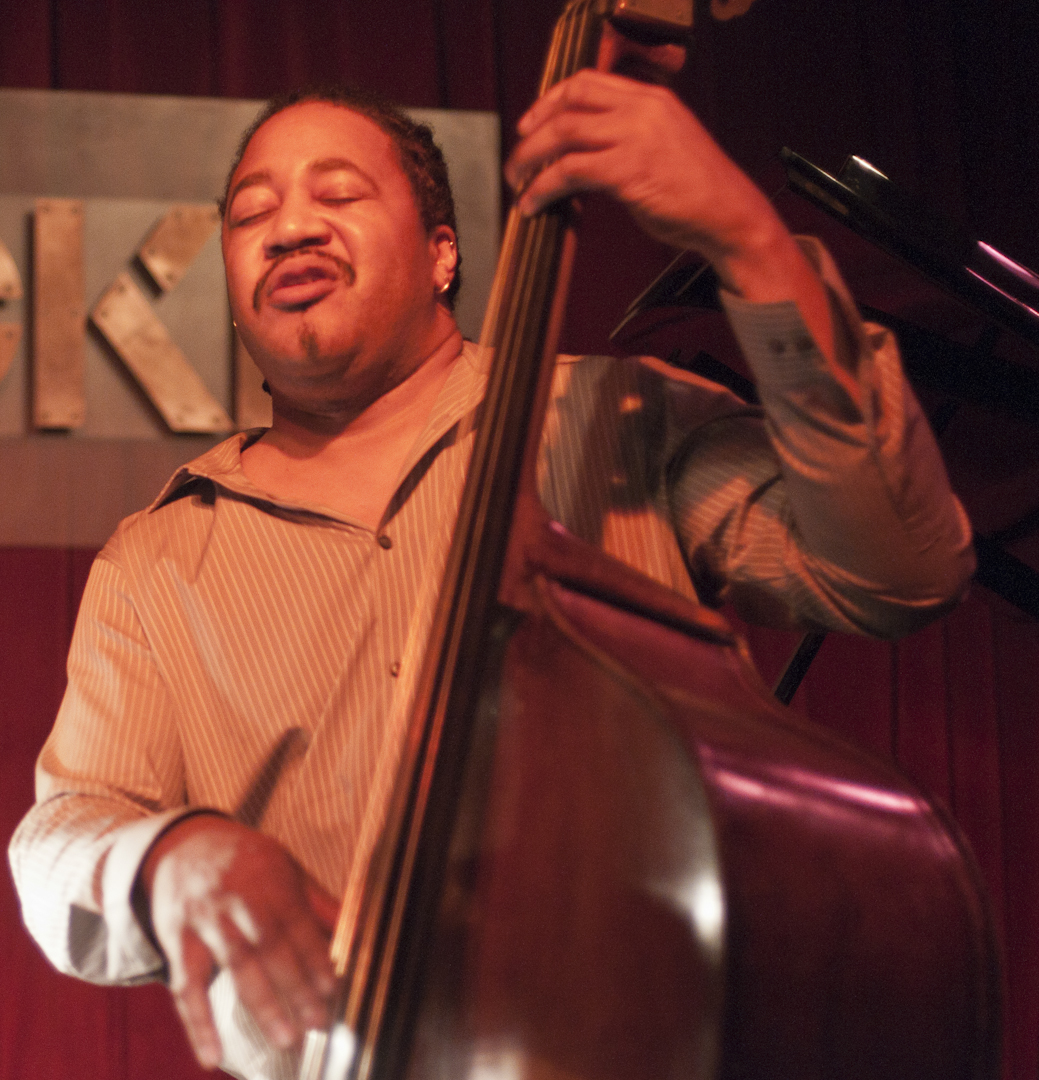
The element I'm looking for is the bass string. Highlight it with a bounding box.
[309,5,610,1079]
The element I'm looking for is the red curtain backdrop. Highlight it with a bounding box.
[2,2,1038,1078]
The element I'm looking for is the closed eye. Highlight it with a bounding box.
[227,188,278,228]
[229,208,273,227]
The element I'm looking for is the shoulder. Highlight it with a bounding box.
[101,432,257,576]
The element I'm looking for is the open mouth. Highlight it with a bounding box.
[254,253,355,312]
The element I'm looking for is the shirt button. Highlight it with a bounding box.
[767,338,787,356]
[390,661,401,677]
[795,335,815,353]
[378,534,393,549]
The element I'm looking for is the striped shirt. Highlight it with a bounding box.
[9,243,973,1079]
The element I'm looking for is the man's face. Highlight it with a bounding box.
[221,101,454,413]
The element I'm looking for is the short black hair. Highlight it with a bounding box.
[220,85,462,308]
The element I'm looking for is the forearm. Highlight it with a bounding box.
[670,242,974,635]
[698,200,846,390]
[8,792,196,983]
[8,547,194,983]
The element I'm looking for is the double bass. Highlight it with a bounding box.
[304,3,1001,1078]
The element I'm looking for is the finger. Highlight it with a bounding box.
[505,111,616,195]
[217,905,332,1036]
[505,130,613,198]
[508,77,682,201]
[272,869,337,990]
[304,875,341,935]
[168,928,223,1070]
[285,894,338,1000]
[225,941,303,1050]
[516,148,621,216]
[516,70,634,137]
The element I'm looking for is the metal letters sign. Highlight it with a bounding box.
[33,198,86,429]
[0,238,22,384]
[91,271,234,434]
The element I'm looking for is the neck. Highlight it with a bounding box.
[270,323,462,447]
[241,325,464,528]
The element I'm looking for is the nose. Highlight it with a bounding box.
[263,190,332,258]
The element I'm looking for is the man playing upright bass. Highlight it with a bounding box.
[11,44,972,1080]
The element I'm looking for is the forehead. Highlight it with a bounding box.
[233,101,405,186]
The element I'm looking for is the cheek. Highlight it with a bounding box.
[349,234,420,307]
[222,240,260,312]
[389,232,438,299]
[359,207,435,284]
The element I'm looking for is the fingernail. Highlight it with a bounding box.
[273,1021,295,1048]
[198,1044,221,1069]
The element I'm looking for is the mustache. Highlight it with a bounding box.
[253,250,355,312]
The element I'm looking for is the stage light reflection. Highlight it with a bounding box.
[966,267,1039,320]
[977,241,1039,289]
[702,753,923,819]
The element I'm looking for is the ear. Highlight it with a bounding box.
[431,224,458,296]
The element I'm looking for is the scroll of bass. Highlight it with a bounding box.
[306,3,1001,1079]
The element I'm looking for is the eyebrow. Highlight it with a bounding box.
[227,158,380,210]
[310,157,379,191]
[226,170,272,209]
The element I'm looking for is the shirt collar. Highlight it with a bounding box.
[149,336,488,521]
